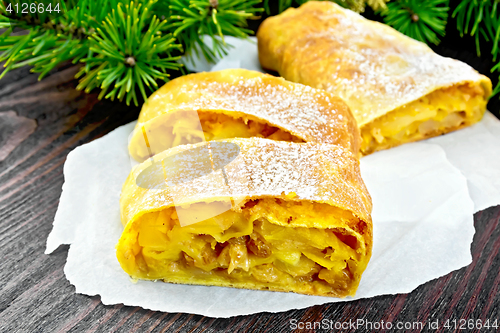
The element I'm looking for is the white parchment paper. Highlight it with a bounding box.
[46,121,476,317]
[45,36,500,317]
[427,112,500,212]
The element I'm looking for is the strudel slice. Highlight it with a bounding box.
[117,138,372,297]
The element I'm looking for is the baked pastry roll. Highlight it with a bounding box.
[257,1,493,155]
[117,138,372,297]
[128,68,360,162]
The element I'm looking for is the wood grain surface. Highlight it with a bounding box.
[1,24,500,333]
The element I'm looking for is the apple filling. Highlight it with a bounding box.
[131,112,303,162]
[360,83,488,155]
[116,199,370,297]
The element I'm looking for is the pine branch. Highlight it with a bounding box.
[0,0,263,105]
[453,0,500,97]
[493,62,500,97]
[381,0,449,45]
[264,0,293,14]
[0,0,498,102]
[0,0,90,80]
[0,0,185,105]
[453,0,500,59]
[76,0,182,106]
[164,0,263,63]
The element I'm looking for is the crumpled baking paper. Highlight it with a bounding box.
[46,121,476,317]
[44,36,500,317]
[427,111,500,212]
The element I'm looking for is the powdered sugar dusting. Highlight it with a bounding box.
[122,138,372,226]
[137,69,359,154]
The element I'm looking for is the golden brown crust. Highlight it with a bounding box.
[128,69,360,160]
[257,1,492,128]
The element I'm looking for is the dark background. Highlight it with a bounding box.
[0,2,499,332]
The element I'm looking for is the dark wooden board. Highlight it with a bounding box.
[1,22,500,333]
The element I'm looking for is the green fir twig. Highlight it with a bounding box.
[0,0,89,80]
[164,0,263,63]
[76,0,182,106]
[453,0,500,58]
[381,0,449,45]
[453,0,500,97]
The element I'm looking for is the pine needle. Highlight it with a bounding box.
[381,0,449,45]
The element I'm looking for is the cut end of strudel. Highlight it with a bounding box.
[128,69,360,162]
[117,138,372,297]
[257,1,493,155]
